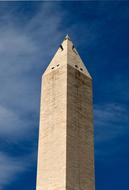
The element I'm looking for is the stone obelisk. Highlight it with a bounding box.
[36,35,95,190]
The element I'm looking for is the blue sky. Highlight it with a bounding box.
[0,1,129,190]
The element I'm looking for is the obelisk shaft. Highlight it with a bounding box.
[36,35,95,190]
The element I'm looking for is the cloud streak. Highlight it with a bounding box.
[0,152,25,190]
[94,103,129,162]
[94,103,129,142]
[0,151,36,190]
[0,2,66,189]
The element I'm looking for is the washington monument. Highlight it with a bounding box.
[36,35,95,190]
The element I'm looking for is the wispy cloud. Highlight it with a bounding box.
[0,2,66,189]
[94,103,129,161]
[0,152,25,190]
[94,103,129,142]
[0,151,36,190]
[0,105,29,138]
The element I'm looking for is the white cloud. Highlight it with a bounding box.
[94,103,129,143]
[94,103,129,161]
[0,153,24,190]
[0,2,65,132]
[0,105,32,139]
[0,2,66,189]
[0,152,36,190]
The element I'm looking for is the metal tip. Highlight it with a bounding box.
[64,34,71,40]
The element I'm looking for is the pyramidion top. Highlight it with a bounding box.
[43,35,91,78]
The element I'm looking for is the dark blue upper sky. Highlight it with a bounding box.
[0,1,129,190]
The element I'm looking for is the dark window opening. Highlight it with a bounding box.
[60,44,64,51]
[57,64,59,67]
[75,65,78,68]
[52,67,54,69]
[80,68,83,71]
[72,45,78,54]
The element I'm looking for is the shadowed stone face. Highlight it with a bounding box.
[36,35,95,190]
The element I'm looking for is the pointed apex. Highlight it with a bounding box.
[64,34,71,41]
[43,34,91,79]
